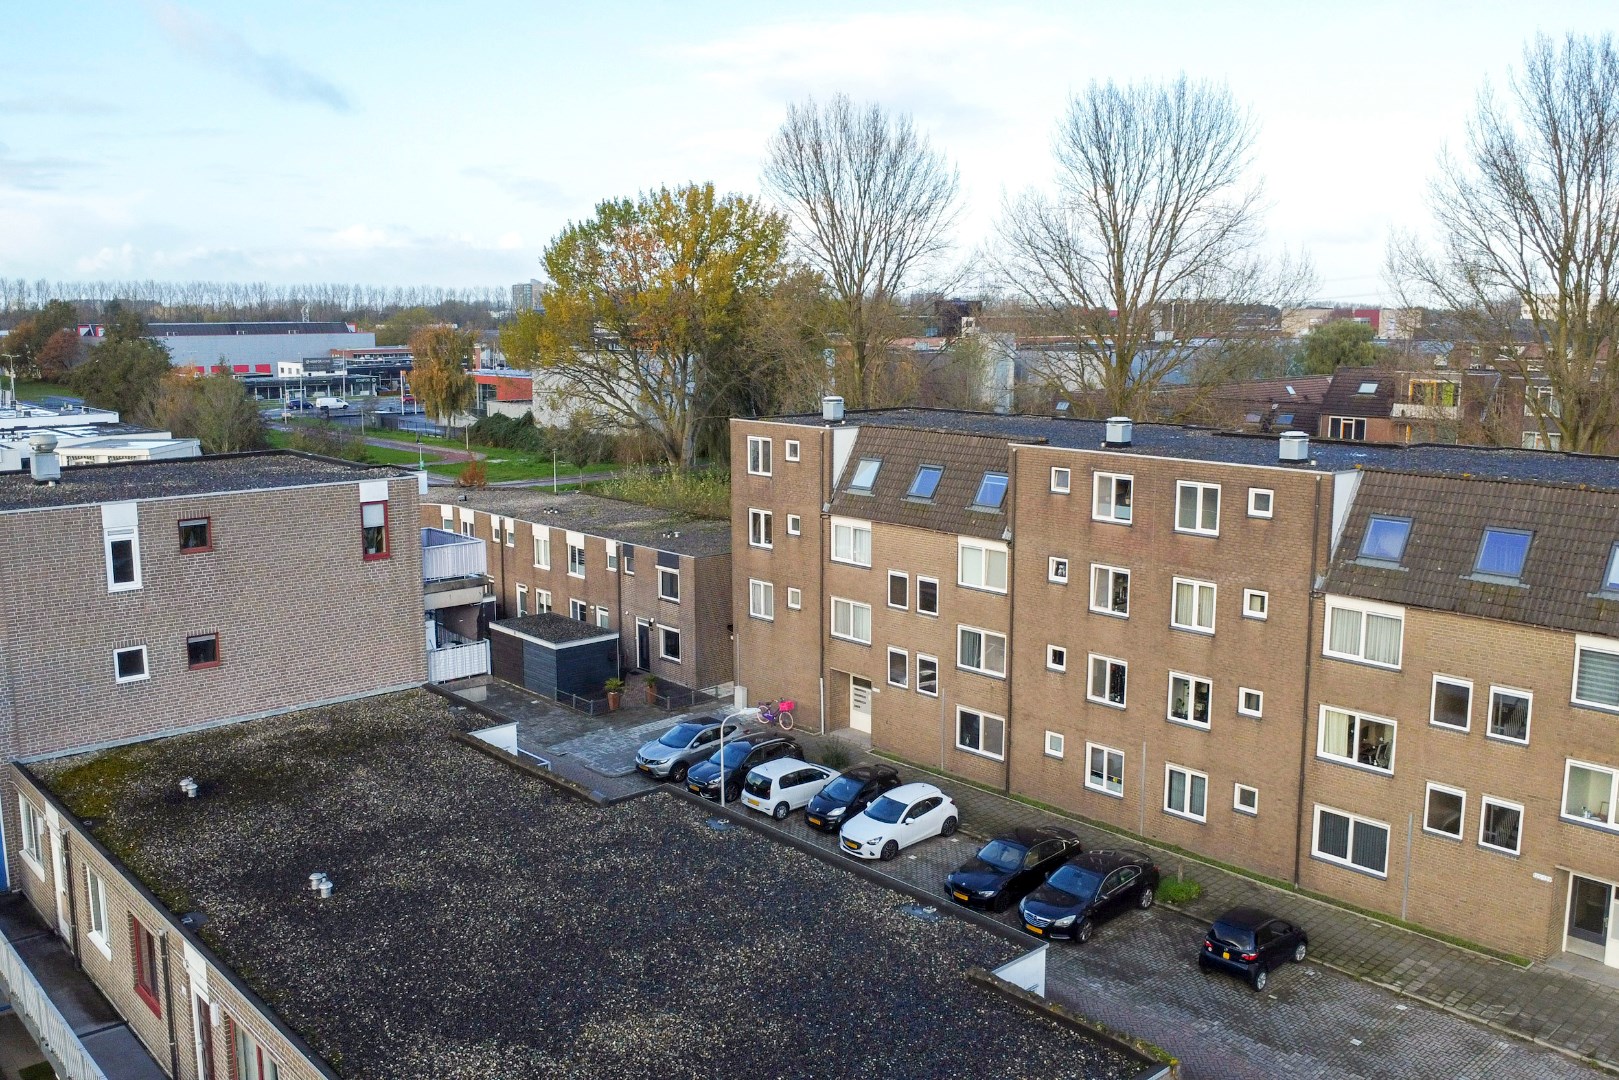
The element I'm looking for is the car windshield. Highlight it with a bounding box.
[658,723,705,748]
[1047,865,1104,900]
[976,839,1026,872]
[823,776,865,801]
[1211,922,1257,950]
[864,795,906,823]
[742,772,773,798]
[719,742,753,767]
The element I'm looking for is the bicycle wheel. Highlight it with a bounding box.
[778,709,794,731]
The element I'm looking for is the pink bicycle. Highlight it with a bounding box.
[755,698,797,731]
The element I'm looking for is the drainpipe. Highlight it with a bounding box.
[1293,474,1325,887]
[615,542,625,676]
[62,832,80,960]
[819,427,830,735]
[159,930,180,1079]
[1002,446,1017,794]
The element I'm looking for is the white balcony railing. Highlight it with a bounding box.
[0,931,109,1080]
[1391,402,1460,420]
[422,528,487,583]
[427,639,490,682]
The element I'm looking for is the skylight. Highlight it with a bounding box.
[848,458,881,493]
[1357,381,1380,395]
[1605,543,1619,592]
[1475,528,1531,581]
[974,472,1009,509]
[908,464,944,499]
[1359,516,1412,563]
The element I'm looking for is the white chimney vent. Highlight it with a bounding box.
[309,872,328,891]
[1279,431,1310,462]
[318,878,334,899]
[179,777,198,798]
[28,433,60,484]
[822,395,845,424]
[1104,416,1133,447]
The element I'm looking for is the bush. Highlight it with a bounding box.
[456,460,488,488]
[588,465,729,519]
[1157,876,1202,905]
[817,741,853,770]
[470,411,549,452]
[284,421,371,463]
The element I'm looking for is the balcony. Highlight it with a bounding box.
[423,527,487,583]
[428,637,491,682]
[1391,402,1459,420]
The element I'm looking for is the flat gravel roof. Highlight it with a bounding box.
[0,452,398,511]
[33,691,1138,1080]
[427,489,731,557]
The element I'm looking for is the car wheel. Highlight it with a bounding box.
[1292,941,1307,963]
[1197,954,1212,972]
[1074,917,1094,944]
[1137,885,1155,910]
[1252,968,1268,992]
[669,763,688,784]
[880,840,900,861]
[772,802,790,821]
[940,816,959,838]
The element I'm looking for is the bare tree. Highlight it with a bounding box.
[994,77,1308,419]
[763,94,961,408]
[1391,33,1619,453]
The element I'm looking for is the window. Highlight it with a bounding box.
[605,543,617,571]
[1050,467,1071,494]
[1575,636,1619,710]
[1563,760,1619,828]
[786,587,802,610]
[567,542,586,578]
[848,457,880,492]
[360,501,388,560]
[1479,797,1523,854]
[1318,706,1396,773]
[973,471,1008,509]
[1175,481,1220,536]
[916,654,939,696]
[234,1023,283,1080]
[1247,489,1274,519]
[1048,557,1069,584]
[957,626,1007,677]
[747,436,772,476]
[1324,597,1403,668]
[114,645,149,684]
[1359,516,1411,563]
[1474,528,1531,581]
[1164,764,1208,822]
[1313,805,1389,876]
[1357,380,1380,395]
[748,509,773,549]
[516,584,528,618]
[1410,379,1460,407]
[1171,578,1216,633]
[916,576,939,616]
[956,707,1005,760]
[533,530,550,569]
[18,798,43,870]
[888,571,909,609]
[460,519,474,537]
[1243,589,1269,620]
[958,539,1008,593]
[491,519,504,545]
[1044,731,1065,758]
[441,511,454,532]
[1603,543,1619,593]
[831,518,872,567]
[1487,686,1531,742]
[106,530,141,591]
[786,514,801,536]
[658,566,680,602]
[1238,687,1263,718]
[1430,676,1471,731]
[831,597,872,644]
[887,647,908,688]
[908,465,944,499]
[534,589,551,614]
[178,517,211,553]
[785,439,800,462]
[1047,645,1067,672]
[569,599,587,621]
[749,579,774,621]
[505,520,516,548]
[1090,564,1129,617]
[1234,784,1259,815]
[1329,416,1367,440]
[659,626,682,662]
[186,634,219,669]
[1086,744,1125,797]
[1168,673,1212,728]
[132,916,161,1014]
[85,868,110,955]
[1424,783,1466,839]
[1088,654,1127,707]
[592,606,608,628]
[1093,472,1133,523]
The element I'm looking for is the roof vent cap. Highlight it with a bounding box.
[1279,431,1310,462]
[28,433,59,484]
[1104,416,1133,447]
[178,777,199,798]
[822,395,845,424]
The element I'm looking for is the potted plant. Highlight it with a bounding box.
[604,677,624,711]
[645,676,659,705]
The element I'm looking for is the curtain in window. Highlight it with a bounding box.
[960,630,983,670]
[1577,649,1619,707]
[852,604,871,642]
[1351,820,1388,872]
[1320,709,1354,758]
[1328,607,1362,654]
[1168,769,1186,811]
[1317,810,1350,860]
[1196,586,1214,628]
[1363,613,1401,665]
[1174,581,1193,624]
[1177,486,1197,529]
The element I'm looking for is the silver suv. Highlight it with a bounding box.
[634,716,749,782]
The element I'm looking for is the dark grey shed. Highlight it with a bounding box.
[489,613,619,699]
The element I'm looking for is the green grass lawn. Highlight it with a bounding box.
[424,453,605,484]
[14,378,73,402]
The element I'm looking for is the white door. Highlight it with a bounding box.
[850,678,873,734]
[46,811,70,942]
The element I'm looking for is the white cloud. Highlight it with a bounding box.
[151,3,352,113]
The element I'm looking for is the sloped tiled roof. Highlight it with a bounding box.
[1325,470,1619,636]
[829,427,1017,541]
[1320,367,1397,420]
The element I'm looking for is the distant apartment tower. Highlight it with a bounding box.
[512,280,541,312]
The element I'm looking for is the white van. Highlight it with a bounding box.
[314,396,349,411]
[740,759,836,820]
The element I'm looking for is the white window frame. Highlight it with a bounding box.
[1478,795,1524,855]
[1243,589,1269,621]
[1317,705,1397,775]
[515,583,528,618]
[958,538,1009,594]
[567,542,586,579]
[596,606,611,629]
[1167,671,1213,729]
[1175,480,1221,536]
[85,867,111,958]
[916,576,940,617]
[784,439,800,462]
[1323,596,1404,669]
[659,625,682,663]
[786,514,802,536]
[1089,563,1129,618]
[569,598,587,622]
[1047,645,1067,672]
[1170,577,1216,634]
[916,654,939,697]
[957,624,1007,678]
[114,645,149,685]
[1164,762,1209,822]
[1423,782,1467,840]
[1050,467,1071,494]
[1234,784,1259,816]
[831,516,873,568]
[1247,488,1274,519]
[605,541,618,571]
[105,528,142,593]
[1086,743,1125,798]
[955,706,1006,761]
[1430,675,1473,732]
[1044,731,1065,759]
[533,529,550,569]
[749,579,775,621]
[1092,471,1134,524]
[535,588,551,614]
[887,647,908,689]
[748,508,773,549]
[786,587,802,610]
[1238,687,1263,718]
[658,566,680,602]
[1561,758,1619,831]
[830,597,873,645]
[1572,634,1619,712]
[1487,685,1533,744]
[747,435,772,476]
[17,797,44,878]
[1087,653,1127,708]
[887,570,909,610]
[1311,804,1390,877]
[1048,557,1069,585]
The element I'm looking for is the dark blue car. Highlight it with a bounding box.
[1019,849,1159,943]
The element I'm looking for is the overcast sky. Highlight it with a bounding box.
[4,1,1615,303]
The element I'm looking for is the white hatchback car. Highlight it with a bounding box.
[839,782,959,860]
[740,758,837,820]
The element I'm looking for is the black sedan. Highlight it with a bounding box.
[1199,907,1308,992]
[945,826,1083,911]
[804,764,902,833]
[685,732,800,802]
[1018,849,1159,943]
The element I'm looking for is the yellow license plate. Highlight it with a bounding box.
[807,817,822,826]
[843,839,859,850]
[1026,925,1043,935]
[1223,951,1230,960]
[952,891,970,901]
[688,784,701,794]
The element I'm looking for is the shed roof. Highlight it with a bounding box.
[492,612,613,644]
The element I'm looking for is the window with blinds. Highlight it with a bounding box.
[1313,806,1389,876]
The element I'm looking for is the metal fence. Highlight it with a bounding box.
[653,683,724,711]
[426,639,490,682]
[0,932,108,1080]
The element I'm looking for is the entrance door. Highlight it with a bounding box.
[193,993,216,1080]
[47,816,70,942]
[1567,876,1612,963]
[637,621,652,672]
[850,678,873,734]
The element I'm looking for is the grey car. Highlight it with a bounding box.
[634,716,749,782]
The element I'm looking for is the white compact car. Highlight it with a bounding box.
[740,759,837,820]
[838,782,958,861]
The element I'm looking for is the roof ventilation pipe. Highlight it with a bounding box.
[1104,417,1133,447]
[309,872,328,891]
[318,878,334,899]
[28,433,59,484]
[822,395,845,425]
[1279,431,1310,463]
[178,777,199,798]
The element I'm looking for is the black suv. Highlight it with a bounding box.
[1199,907,1308,992]
[804,763,902,833]
[686,732,801,802]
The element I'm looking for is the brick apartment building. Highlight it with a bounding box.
[421,491,733,693]
[732,405,1619,965]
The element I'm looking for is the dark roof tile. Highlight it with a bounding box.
[831,428,1013,540]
